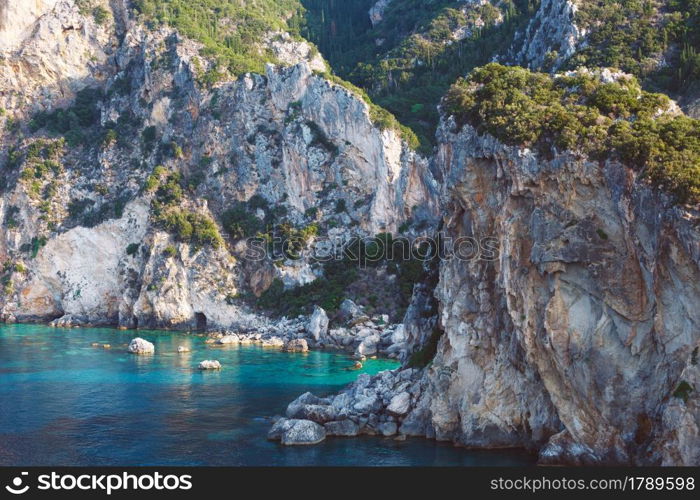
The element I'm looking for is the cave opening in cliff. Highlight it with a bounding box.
[194,312,207,332]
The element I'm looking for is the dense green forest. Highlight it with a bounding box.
[299,0,538,151]
[298,0,700,150]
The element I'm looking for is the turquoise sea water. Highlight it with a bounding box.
[0,324,534,466]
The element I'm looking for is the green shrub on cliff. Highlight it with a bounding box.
[133,0,302,75]
[157,208,223,249]
[407,326,443,368]
[443,64,700,204]
[673,380,694,403]
[147,168,223,249]
[222,203,265,240]
[29,88,102,146]
[257,259,358,316]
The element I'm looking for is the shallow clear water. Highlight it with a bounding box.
[0,324,534,466]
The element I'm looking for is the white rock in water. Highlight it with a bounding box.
[270,419,326,445]
[128,337,154,354]
[307,305,329,341]
[198,360,222,370]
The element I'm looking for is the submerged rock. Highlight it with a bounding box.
[128,338,154,355]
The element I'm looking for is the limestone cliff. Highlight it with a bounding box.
[428,116,700,464]
[0,0,438,329]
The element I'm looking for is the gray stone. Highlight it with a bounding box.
[287,403,336,423]
[338,299,363,323]
[378,421,397,436]
[283,338,308,352]
[324,420,360,436]
[307,306,329,341]
[267,418,296,440]
[387,392,411,416]
[352,392,379,414]
[280,419,326,445]
[217,335,239,345]
[356,336,379,357]
[197,359,222,370]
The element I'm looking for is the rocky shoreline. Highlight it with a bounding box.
[37,298,411,362]
[268,368,424,445]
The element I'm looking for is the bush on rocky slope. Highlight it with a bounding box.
[444,63,700,203]
[29,88,103,146]
[568,0,700,93]
[147,168,223,249]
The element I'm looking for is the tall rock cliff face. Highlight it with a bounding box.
[0,0,61,52]
[0,1,438,329]
[429,118,700,464]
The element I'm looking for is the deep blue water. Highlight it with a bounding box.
[0,324,534,466]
